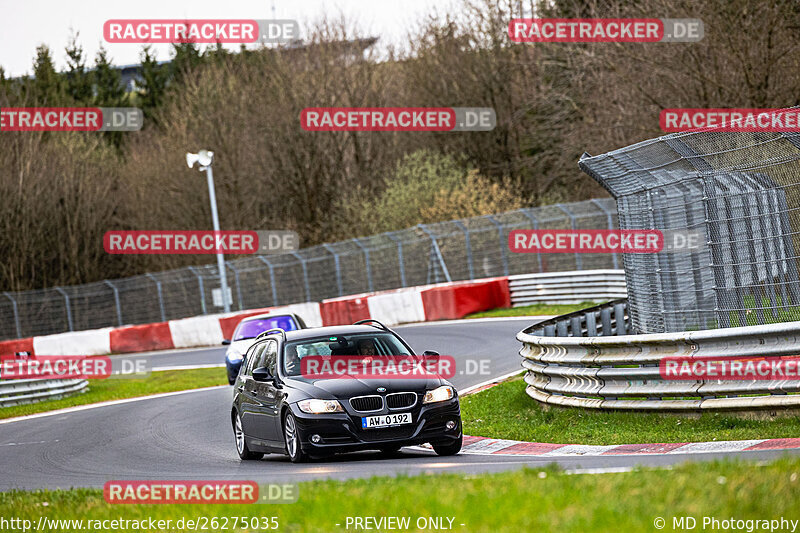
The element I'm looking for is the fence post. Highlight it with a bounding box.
[187,266,207,315]
[145,273,167,322]
[291,252,311,302]
[322,244,344,297]
[518,208,544,273]
[227,263,244,311]
[256,256,279,306]
[418,224,452,283]
[453,221,474,280]
[103,280,123,326]
[590,199,619,269]
[54,287,74,332]
[385,232,407,287]
[352,239,374,293]
[554,204,582,270]
[484,215,510,276]
[3,292,22,338]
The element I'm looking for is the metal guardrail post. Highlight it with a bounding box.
[103,280,123,326]
[589,199,619,269]
[291,252,312,302]
[3,292,22,338]
[352,239,374,293]
[484,215,509,276]
[256,256,279,306]
[322,244,344,297]
[418,224,452,283]
[226,263,244,311]
[385,233,407,287]
[554,204,581,270]
[453,220,474,280]
[518,208,544,273]
[145,273,167,322]
[54,287,74,331]
[186,266,207,315]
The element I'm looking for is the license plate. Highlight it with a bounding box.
[361,413,412,429]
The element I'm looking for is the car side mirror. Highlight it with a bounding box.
[222,339,231,345]
[423,350,440,360]
[252,367,273,382]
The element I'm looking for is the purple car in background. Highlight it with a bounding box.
[223,313,307,384]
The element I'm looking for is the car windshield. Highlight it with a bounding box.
[233,316,298,341]
[282,333,413,376]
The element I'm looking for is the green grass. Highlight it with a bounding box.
[466,301,601,319]
[461,377,800,444]
[3,458,800,532]
[0,368,227,420]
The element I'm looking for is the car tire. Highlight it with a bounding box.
[432,434,462,456]
[283,412,308,463]
[233,412,263,460]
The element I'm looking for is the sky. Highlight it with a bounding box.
[0,0,454,77]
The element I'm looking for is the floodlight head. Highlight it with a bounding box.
[186,150,214,169]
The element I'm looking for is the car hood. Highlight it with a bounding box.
[284,375,445,399]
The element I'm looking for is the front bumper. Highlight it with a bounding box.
[288,398,461,454]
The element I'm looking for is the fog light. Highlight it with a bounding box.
[310,434,322,444]
[445,420,457,430]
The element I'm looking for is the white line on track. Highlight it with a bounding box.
[395,316,553,328]
[459,370,522,395]
[153,363,226,371]
[0,385,228,426]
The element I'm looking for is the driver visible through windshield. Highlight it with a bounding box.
[283,333,413,376]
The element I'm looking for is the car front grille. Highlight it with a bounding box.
[386,392,417,409]
[349,395,383,412]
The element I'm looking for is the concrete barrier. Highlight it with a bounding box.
[0,277,513,357]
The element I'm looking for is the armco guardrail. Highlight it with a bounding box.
[0,378,87,407]
[517,300,800,410]
[509,270,626,307]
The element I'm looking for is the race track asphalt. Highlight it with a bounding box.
[1,317,797,490]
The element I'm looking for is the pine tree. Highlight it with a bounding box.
[138,45,168,121]
[92,46,126,107]
[32,45,64,105]
[170,41,203,84]
[64,32,92,104]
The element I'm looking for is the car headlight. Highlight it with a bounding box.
[297,399,344,414]
[423,385,455,404]
[226,350,244,363]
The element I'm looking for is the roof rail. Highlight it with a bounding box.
[256,328,286,341]
[353,319,389,331]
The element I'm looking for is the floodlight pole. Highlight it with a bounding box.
[203,163,231,313]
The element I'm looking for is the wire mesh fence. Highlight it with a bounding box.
[580,120,800,334]
[0,198,619,341]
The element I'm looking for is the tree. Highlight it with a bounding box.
[64,31,92,104]
[92,46,126,107]
[170,41,203,84]
[32,45,63,105]
[138,46,168,121]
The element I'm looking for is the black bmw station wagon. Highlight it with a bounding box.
[231,320,462,462]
